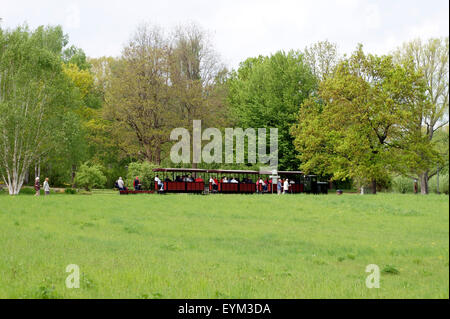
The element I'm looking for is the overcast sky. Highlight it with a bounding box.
[1,0,448,69]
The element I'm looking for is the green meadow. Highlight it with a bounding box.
[0,193,448,299]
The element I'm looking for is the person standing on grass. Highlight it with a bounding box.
[277,179,282,195]
[34,177,40,196]
[43,178,50,195]
[283,178,289,194]
[117,177,125,191]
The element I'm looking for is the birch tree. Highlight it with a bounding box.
[0,25,73,194]
[394,37,449,194]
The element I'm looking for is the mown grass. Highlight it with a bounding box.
[0,193,448,299]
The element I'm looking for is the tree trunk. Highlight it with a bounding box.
[34,160,40,179]
[371,179,377,194]
[24,169,29,185]
[155,145,161,165]
[420,171,429,194]
[71,164,77,188]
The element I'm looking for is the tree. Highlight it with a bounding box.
[291,45,426,193]
[0,25,77,195]
[303,40,339,81]
[394,37,449,194]
[63,45,91,70]
[74,163,106,191]
[228,51,316,170]
[104,23,229,165]
[125,161,159,190]
[104,24,177,164]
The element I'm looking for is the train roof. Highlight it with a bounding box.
[153,168,208,173]
[152,168,304,175]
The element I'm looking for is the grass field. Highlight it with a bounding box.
[0,193,448,299]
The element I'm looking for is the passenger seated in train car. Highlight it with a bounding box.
[222,177,228,183]
[230,177,238,183]
[155,175,164,191]
[133,176,141,191]
[209,176,218,191]
[175,175,182,182]
[259,177,267,192]
[195,176,204,183]
[165,176,172,182]
[187,175,194,182]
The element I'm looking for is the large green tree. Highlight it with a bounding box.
[104,23,229,165]
[394,37,449,194]
[291,45,427,193]
[0,25,78,194]
[228,51,316,170]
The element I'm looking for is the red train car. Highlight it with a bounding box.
[152,168,327,195]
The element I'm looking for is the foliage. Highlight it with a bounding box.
[228,51,316,170]
[394,37,449,194]
[104,23,229,164]
[0,25,80,195]
[74,163,106,191]
[303,40,339,81]
[391,176,415,194]
[291,45,427,192]
[125,162,160,190]
[64,188,77,194]
[429,174,449,194]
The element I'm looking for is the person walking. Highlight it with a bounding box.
[43,178,50,195]
[277,179,282,195]
[34,177,40,196]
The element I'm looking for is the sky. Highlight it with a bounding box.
[0,0,448,69]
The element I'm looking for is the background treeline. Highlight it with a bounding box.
[0,23,448,194]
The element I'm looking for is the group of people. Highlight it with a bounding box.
[258,177,293,194]
[276,178,293,195]
[206,175,294,195]
[115,176,144,191]
[115,175,295,194]
[33,177,50,196]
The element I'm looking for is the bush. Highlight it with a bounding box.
[391,175,415,194]
[74,163,107,191]
[126,162,160,190]
[19,187,42,195]
[64,188,77,194]
[429,174,449,194]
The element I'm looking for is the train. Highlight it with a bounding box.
[144,168,329,195]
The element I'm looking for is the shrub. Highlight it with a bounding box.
[391,175,414,194]
[429,174,449,194]
[74,163,107,191]
[126,161,160,190]
[64,188,77,194]
[19,187,43,195]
